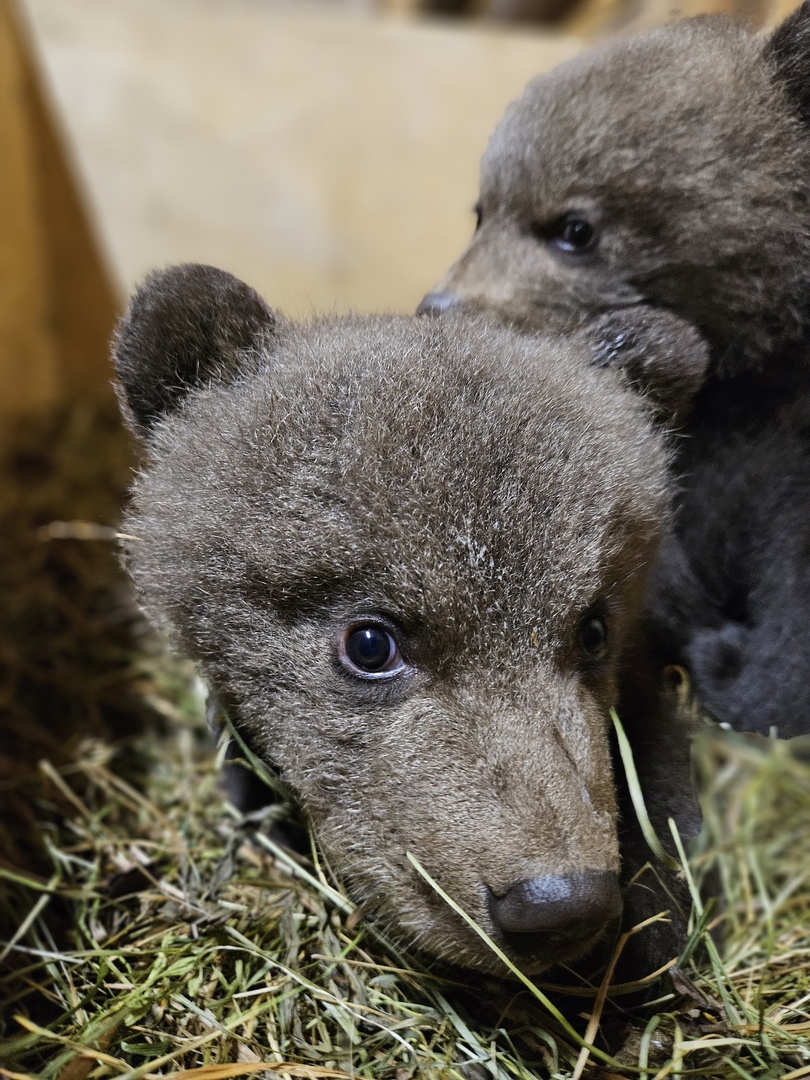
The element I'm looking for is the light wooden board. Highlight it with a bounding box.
[1,0,56,412]
[19,0,582,319]
[0,0,118,414]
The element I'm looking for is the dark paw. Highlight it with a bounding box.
[583,307,710,424]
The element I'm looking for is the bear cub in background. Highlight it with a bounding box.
[115,263,703,984]
[422,1,810,736]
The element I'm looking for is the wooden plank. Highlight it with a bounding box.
[0,0,56,412]
[18,4,120,402]
[0,0,118,415]
[19,0,582,317]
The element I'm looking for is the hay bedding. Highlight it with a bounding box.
[1,406,809,1080]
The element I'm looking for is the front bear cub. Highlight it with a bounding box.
[114,263,700,984]
[423,2,810,737]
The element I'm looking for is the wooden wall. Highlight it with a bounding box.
[0,0,117,415]
[18,0,581,323]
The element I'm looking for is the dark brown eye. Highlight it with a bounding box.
[557,216,596,252]
[340,624,405,678]
[579,615,608,657]
[539,214,597,254]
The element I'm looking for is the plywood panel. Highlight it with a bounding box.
[19,0,582,318]
[0,0,118,414]
[0,0,56,412]
[21,10,120,402]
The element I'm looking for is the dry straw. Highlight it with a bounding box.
[1,700,809,1079]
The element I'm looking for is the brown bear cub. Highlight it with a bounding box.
[422,2,810,737]
[114,263,702,985]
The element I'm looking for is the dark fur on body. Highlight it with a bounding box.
[115,264,700,984]
[424,3,810,736]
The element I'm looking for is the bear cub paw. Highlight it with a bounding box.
[580,307,710,425]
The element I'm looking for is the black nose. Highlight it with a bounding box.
[488,871,622,955]
[416,291,462,316]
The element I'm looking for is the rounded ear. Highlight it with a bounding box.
[113,263,278,439]
[765,0,810,127]
[580,306,710,426]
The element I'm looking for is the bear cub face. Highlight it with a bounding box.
[115,264,696,979]
[422,5,810,371]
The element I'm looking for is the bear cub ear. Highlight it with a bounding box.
[766,0,810,127]
[113,263,278,439]
[578,306,710,425]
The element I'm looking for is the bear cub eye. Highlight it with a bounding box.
[536,213,598,254]
[340,623,406,679]
[578,614,609,658]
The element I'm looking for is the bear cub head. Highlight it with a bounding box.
[421,2,810,371]
[115,264,698,980]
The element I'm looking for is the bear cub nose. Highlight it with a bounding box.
[488,871,622,955]
[417,291,462,316]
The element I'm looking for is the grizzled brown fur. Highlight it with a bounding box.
[427,9,810,368]
[424,3,810,736]
[114,265,699,982]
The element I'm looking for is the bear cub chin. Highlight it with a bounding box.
[422,1,810,738]
[114,263,703,986]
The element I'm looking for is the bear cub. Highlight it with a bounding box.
[422,2,810,737]
[115,263,702,984]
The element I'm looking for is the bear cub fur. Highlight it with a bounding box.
[115,263,702,983]
[423,2,810,737]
